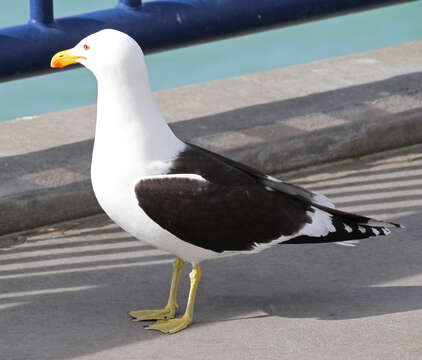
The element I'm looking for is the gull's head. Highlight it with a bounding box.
[50,29,145,80]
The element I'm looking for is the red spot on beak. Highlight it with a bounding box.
[53,60,63,68]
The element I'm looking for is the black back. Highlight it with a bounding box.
[135,145,313,252]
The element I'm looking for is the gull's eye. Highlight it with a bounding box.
[83,44,90,50]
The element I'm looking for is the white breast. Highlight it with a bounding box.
[90,130,219,264]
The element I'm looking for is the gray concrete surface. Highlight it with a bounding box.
[1,41,422,234]
[1,144,421,360]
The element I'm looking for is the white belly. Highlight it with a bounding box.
[90,155,219,264]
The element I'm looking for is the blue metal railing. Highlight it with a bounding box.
[30,0,54,25]
[0,0,417,82]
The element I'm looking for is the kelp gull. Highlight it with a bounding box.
[51,29,402,334]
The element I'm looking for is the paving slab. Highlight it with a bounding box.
[1,41,422,235]
[1,144,421,360]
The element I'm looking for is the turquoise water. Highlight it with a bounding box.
[0,1,421,122]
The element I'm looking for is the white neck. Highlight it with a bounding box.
[93,67,184,166]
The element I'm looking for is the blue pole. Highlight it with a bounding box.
[117,0,142,9]
[0,0,417,82]
[29,0,54,25]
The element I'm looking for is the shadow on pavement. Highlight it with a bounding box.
[1,146,421,359]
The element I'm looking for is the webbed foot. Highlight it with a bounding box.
[129,305,177,322]
[146,315,192,334]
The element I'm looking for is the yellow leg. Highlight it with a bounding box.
[147,264,201,334]
[129,257,184,321]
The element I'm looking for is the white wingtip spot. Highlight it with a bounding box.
[382,228,391,235]
[358,226,366,234]
[344,224,353,233]
[372,228,380,236]
[301,207,336,237]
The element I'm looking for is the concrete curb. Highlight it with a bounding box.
[1,41,422,235]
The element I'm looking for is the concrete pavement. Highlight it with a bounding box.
[1,41,422,235]
[1,144,421,360]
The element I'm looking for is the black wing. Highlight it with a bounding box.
[183,144,402,228]
[135,175,312,252]
[135,144,401,252]
[186,142,319,203]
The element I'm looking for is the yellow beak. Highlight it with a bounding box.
[50,49,84,68]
